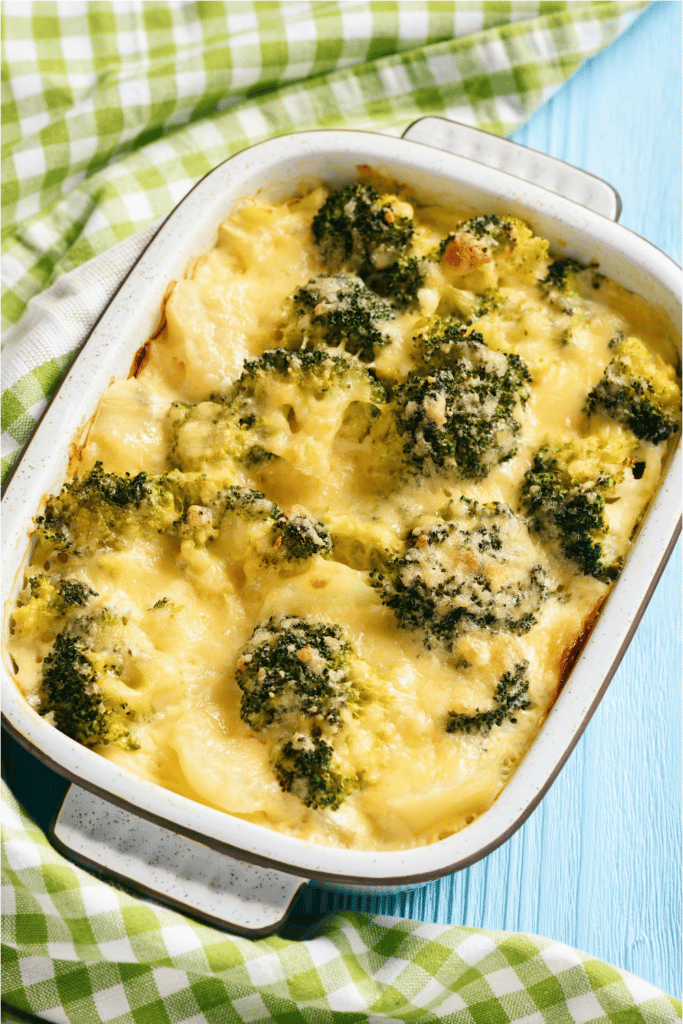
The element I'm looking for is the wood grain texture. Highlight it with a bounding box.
[295,1,682,997]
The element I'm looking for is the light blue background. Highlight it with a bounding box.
[295,0,683,997]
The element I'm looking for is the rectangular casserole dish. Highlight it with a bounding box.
[3,121,681,935]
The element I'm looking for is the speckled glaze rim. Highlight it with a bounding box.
[2,124,681,894]
[45,785,308,938]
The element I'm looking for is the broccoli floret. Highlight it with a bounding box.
[439,216,549,282]
[278,507,333,561]
[236,617,356,731]
[237,347,385,395]
[363,256,426,310]
[413,318,477,365]
[461,215,515,246]
[586,338,680,444]
[169,348,387,477]
[291,274,395,361]
[438,216,515,279]
[439,216,515,257]
[371,498,548,650]
[29,574,96,613]
[219,484,278,517]
[177,485,332,575]
[446,661,531,735]
[431,289,492,326]
[540,257,585,313]
[393,329,531,479]
[274,737,354,811]
[12,573,99,645]
[312,183,414,275]
[34,461,178,557]
[308,183,424,307]
[520,440,628,581]
[175,485,276,545]
[235,616,361,809]
[587,370,676,444]
[39,613,140,749]
[541,257,584,291]
[440,214,552,282]
[392,369,460,475]
[219,485,333,563]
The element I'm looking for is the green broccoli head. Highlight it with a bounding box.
[446,661,531,735]
[236,616,356,731]
[175,484,276,545]
[219,483,281,520]
[439,215,550,283]
[540,257,585,313]
[541,257,584,290]
[371,498,549,650]
[219,485,333,563]
[585,337,680,444]
[439,215,515,258]
[39,612,140,749]
[169,348,387,478]
[12,573,99,646]
[176,485,332,574]
[520,439,628,581]
[363,256,426,310]
[416,292,491,341]
[235,348,386,397]
[34,462,178,558]
[235,616,361,809]
[312,183,414,274]
[274,737,354,811]
[414,317,478,365]
[291,273,396,361]
[29,574,96,613]
[278,507,333,562]
[220,483,331,565]
[392,329,531,479]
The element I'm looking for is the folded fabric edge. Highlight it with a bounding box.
[2,782,681,1021]
[1,1,648,335]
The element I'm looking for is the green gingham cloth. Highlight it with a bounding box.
[3,783,681,1024]
[5,3,679,1022]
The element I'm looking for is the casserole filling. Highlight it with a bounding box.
[9,173,681,851]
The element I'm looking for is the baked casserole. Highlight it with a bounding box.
[8,171,681,852]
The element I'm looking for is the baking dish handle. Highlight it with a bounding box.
[402,117,621,221]
[50,784,307,937]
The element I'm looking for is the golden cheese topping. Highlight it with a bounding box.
[9,176,681,851]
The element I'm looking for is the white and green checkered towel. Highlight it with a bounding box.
[5,4,680,1022]
[3,783,681,1024]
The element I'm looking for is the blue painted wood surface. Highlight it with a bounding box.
[294,1,682,997]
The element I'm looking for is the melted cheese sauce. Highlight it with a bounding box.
[9,180,680,851]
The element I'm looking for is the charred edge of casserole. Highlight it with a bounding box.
[66,439,86,478]
[556,597,606,697]
[520,599,607,750]
[130,340,152,378]
[130,280,175,378]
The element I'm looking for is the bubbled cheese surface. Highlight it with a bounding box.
[9,180,681,851]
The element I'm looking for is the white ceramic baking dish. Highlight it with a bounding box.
[3,119,681,936]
